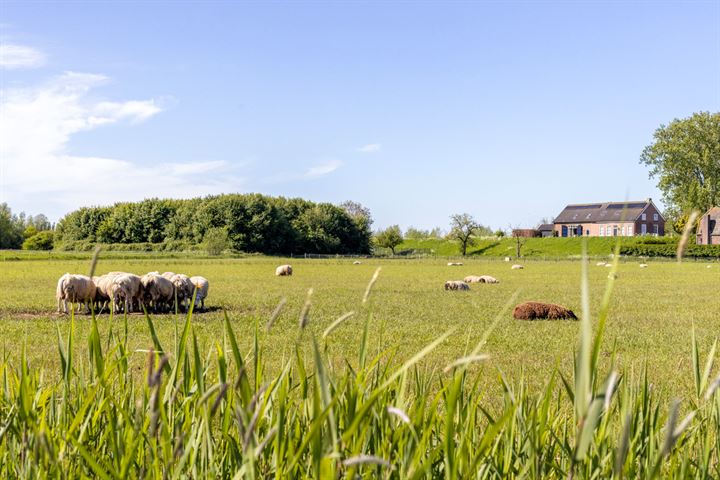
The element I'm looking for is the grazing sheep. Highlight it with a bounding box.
[189,276,210,310]
[512,301,577,320]
[141,273,175,313]
[56,274,96,314]
[464,275,499,284]
[596,262,607,267]
[639,264,648,268]
[511,264,524,270]
[353,260,362,265]
[444,280,470,291]
[447,262,463,266]
[169,274,195,311]
[605,264,613,268]
[275,264,293,276]
[111,273,143,313]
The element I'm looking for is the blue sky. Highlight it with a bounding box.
[1,1,718,231]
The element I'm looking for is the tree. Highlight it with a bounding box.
[203,227,229,256]
[449,213,480,256]
[0,203,24,249]
[640,112,720,231]
[494,229,506,238]
[374,225,403,255]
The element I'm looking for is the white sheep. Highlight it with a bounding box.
[56,274,96,314]
[511,264,524,270]
[189,276,210,310]
[596,262,607,267]
[275,264,293,276]
[447,262,463,266]
[141,273,175,313]
[639,264,648,268]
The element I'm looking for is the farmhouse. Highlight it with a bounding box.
[696,207,720,245]
[553,199,665,237]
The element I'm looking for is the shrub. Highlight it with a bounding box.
[203,227,229,256]
[21,231,54,250]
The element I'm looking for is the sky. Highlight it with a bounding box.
[1,1,719,231]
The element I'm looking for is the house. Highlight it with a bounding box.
[696,207,720,245]
[512,228,539,238]
[537,224,555,237]
[553,199,665,237]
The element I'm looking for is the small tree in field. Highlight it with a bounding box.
[203,227,229,256]
[449,213,480,256]
[375,225,403,255]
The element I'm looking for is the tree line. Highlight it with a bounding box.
[0,203,54,250]
[52,195,372,254]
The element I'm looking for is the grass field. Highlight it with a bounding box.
[1,253,717,400]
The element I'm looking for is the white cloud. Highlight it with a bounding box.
[0,71,237,219]
[0,43,46,69]
[358,143,381,153]
[304,160,342,178]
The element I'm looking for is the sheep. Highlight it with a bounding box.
[353,261,362,265]
[512,301,577,320]
[639,264,648,268]
[596,262,607,267]
[511,264,524,270]
[275,264,293,276]
[170,273,195,311]
[189,276,210,310]
[504,257,511,262]
[447,262,463,266]
[608,273,618,279]
[110,273,143,313]
[56,274,96,314]
[464,275,499,284]
[444,280,470,291]
[141,273,175,313]
[605,264,613,268]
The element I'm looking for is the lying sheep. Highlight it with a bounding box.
[276,264,293,276]
[596,262,607,267]
[447,262,463,266]
[513,301,577,320]
[444,280,470,291]
[56,274,96,314]
[141,273,175,313]
[464,275,499,284]
[353,260,362,265]
[605,264,613,268]
[511,264,524,270]
[189,276,210,310]
[639,264,648,268]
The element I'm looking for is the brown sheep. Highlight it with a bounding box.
[444,280,470,291]
[512,302,577,320]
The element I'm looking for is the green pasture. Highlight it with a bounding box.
[1,254,717,400]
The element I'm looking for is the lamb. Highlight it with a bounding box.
[141,273,175,313]
[511,264,524,270]
[275,264,293,276]
[464,275,499,284]
[513,301,577,320]
[56,274,97,314]
[189,276,210,310]
[444,280,470,291]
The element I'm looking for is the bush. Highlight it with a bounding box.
[22,231,54,250]
[620,243,720,258]
[203,227,229,256]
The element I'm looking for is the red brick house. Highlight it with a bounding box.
[696,207,720,245]
[553,199,665,237]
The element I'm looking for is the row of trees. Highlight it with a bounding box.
[54,195,373,255]
[0,203,54,250]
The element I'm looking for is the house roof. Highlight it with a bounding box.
[538,224,554,231]
[554,200,658,224]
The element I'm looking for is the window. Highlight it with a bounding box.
[613,226,619,236]
[621,226,625,236]
[641,224,647,234]
[599,226,604,237]
[653,224,659,235]
[641,213,647,220]
[627,225,633,236]
[653,213,659,221]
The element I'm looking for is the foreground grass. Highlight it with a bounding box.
[1,256,719,478]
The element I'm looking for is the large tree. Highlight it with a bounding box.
[449,213,480,256]
[640,112,720,231]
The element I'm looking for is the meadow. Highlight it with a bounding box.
[1,254,718,398]
[2,252,720,477]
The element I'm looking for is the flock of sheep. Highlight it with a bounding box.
[56,271,209,314]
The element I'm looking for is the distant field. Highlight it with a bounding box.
[395,235,679,257]
[1,253,718,401]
